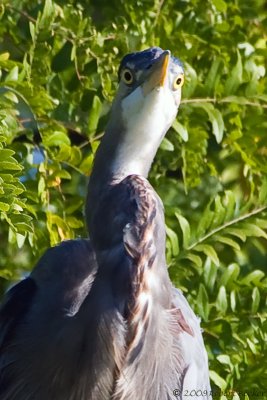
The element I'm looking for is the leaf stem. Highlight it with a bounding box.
[181,97,267,108]
[188,205,267,251]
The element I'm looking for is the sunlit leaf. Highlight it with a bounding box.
[190,103,224,143]
[210,370,227,390]
[172,120,188,142]
[216,286,228,314]
[251,287,260,313]
[196,283,210,321]
[194,244,220,266]
[44,132,71,147]
[225,51,243,95]
[87,95,102,135]
[219,263,240,287]
[241,270,265,286]
[166,225,179,256]
[160,137,174,151]
[175,213,191,249]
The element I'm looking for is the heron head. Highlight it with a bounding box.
[93,48,185,181]
[113,47,184,134]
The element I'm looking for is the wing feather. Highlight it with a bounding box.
[0,278,36,350]
[171,288,212,399]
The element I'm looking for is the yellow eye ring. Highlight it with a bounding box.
[121,68,134,85]
[173,73,184,90]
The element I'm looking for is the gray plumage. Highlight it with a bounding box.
[0,47,212,400]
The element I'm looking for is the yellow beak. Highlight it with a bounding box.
[142,51,170,96]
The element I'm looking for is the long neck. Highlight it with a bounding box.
[88,110,166,200]
[86,87,174,233]
[91,121,161,185]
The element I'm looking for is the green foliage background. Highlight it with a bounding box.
[0,0,266,398]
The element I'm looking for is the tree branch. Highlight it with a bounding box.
[181,97,267,108]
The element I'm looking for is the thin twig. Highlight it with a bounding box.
[89,132,104,143]
[6,4,36,23]
[153,0,165,27]
[188,205,267,251]
[181,98,217,104]
[181,97,267,108]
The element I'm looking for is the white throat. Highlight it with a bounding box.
[111,85,178,179]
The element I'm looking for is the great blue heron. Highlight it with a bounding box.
[0,47,211,400]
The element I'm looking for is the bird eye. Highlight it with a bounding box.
[173,73,184,90]
[121,69,134,85]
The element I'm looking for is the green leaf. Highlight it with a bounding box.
[47,213,69,230]
[0,269,13,279]
[66,216,84,229]
[16,232,26,248]
[232,393,241,400]
[256,218,267,230]
[209,370,227,390]
[11,214,32,224]
[182,62,198,98]
[194,244,220,266]
[172,120,188,142]
[29,21,36,41]
[183,252,203,268]
[230,290,236,312]
[216,235,240,251]
[175,213,191,249]
[69,146,82,166]
[3,91,19,103]
[166,225,179,256]
[216,286,228,314]
[5,66,19,82]
[204,57,223,95]
[196,203,214,237]
[0,149,15,160]
[79,154,94,174]
[40,0,54,25]
[55,170,72,180]
[223,190,236,221]
[38,176,46,196]
[44,131,71,147]
[246,338,257,355]
[212,0,227,12]
[251,287,260,313]
[225,51,243,95]
[0,161,22,171]
[259,178,267,204]
[88,95,102,135]
[0,201,10,211]
[212,195,226,227]
[0,52,10,62]
[217,354,231,365]
[196,283,209,321]
[219,263,240,287]
[203,258,217,290]
[160,137,174,151]
[226,227,246,242]
[241,223,267,240]
[241,270,265,286]
[191,103,224,143]
[56,144,72,162]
